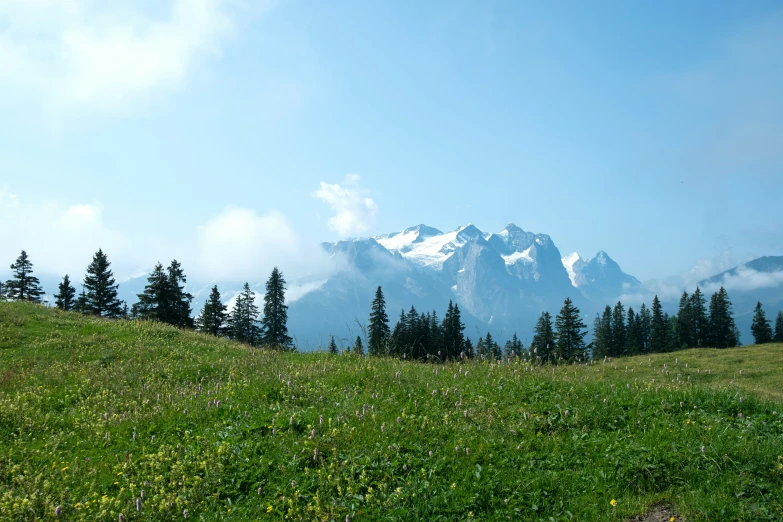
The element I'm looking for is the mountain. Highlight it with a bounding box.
[562,250,646,304]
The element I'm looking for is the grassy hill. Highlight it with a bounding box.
[1,302,782,521]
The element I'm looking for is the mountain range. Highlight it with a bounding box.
[27,224,783,350]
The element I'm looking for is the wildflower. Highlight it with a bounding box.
[465,447,470,455]
[141,490,145,499]
[55,505,62,516]
[136,497,142,512]
[610,499,617,507]
[314,448,318,461]
[267,506,273,513]
[504,499,509,505]
[701,446,705,453]
[319,415,324,425]
[183,508,189,518]
[119,514,126,522]
[428,451,433,457]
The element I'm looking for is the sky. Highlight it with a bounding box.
[1,0,782,287]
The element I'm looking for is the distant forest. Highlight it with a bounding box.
[4,249,783,362]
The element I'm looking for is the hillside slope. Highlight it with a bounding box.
[1,302,782,521]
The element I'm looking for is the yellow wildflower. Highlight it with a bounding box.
[267,505,273,513]
[610,499,617,507]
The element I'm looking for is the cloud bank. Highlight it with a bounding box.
[313,174,378,237]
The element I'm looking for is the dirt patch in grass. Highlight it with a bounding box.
[629,504,680,522]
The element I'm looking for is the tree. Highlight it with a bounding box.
[676,291,694,349]
[4,250,45,302]
[463,337,475,359]
[774,311,783,344]
[442,300,465,360]
[54,274,76,311]
[610,301,626,356]
[0,280,5,300]
[626,307,640,355]
[227,283,262,345]
[389,309,407,358]
[504,332,523,358]
[638,303,651,353]
[648,295,667,353]
[132,263,170,321]
[368,286,390,356]
[554,298,587,362]
[750,302,773,345]
[328,336,338,354]
[195,285,227,336]
[260,267,292,349]
[81,249,124,317]
[591,306,612,360]
[531,311,556,364]
[166,260,193,328]
[707,287,738,348]
[353,336,364,356]
[691,287,709,347]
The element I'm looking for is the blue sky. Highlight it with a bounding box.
[1,0,781,285]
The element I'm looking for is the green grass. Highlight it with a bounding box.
[1,302,782,521]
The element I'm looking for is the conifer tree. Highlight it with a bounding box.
[774,311,783,344]
[750,301,773,345]
[227,283,262,345]
[638,303,651,353]
[389,309,407,358]
[676,291,694,349]
[690,287,708,347]
[260,267,292,349]
[591,306,612,360]
[531,311,555,364]
[626,307,640,355]
[166,260,193,328]
[463,337,475,359]
[195,285,227,336]
[554,297,587,362]
[611,301,626,356]
[54,274,76,311]
[353,336,364,356]
[0,280,5,300]
[648,295,667,353]
[707,287,738,348]
[442,300,465,359]
[368,286,390,356]
[328,336,338,354]
[132,263,169,321]
[4,250,44,302]
[81,249,124,317]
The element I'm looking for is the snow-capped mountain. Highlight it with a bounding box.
[561,250,646,304]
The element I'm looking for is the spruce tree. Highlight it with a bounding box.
[750,302,773,345]
[676,291,694,349]
[648,295,667,353]
[132,263,169,321]
[774,311,783,344]
[389,310,407,358]
[707,287,738,348]
[554,297,587,362]
[54,274,76,311]
[611,301,626,356]
[531,311,555,364]
[463,337,475,359]
[353,336,364,356]
[166,260,193,328]
[227,283,262,345]
[368,286,390,356]
[260,267,292,349]
[328,336,338,354]
[4,250,44,302]
[638,303,651,353]
[591,306,612,360]
[691,287,709,347]
[195,285,227,336]
[626,307,640,355]
[442,300,466,360]
[81,249,123,317]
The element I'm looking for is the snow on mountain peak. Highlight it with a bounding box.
[562,252,583,288]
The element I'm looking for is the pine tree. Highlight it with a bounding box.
[648,295,667,353]
[774,311,783,343]
[554,297,587,362]
[626,307,640,355]
[195,285,227,336]
[676,291,694,349]
[328,336,338,355]
[389,309,407,358]
[610,301,626,356]
[750,301,773,345]
[166,260,193,328]
[691,287,708,347]
[707,287,738,348]
[531,311,555,364]
[442,300,465,360]
[132,263,169,321]
[81,249,123,317]
[227,283,262,345]
[463,337,475,359]
[4,250,44,302]
[353,336,364,356]
[260,268,292,349]
[638,303,651,353]
[368,286,390,356]
[54,274,76,311]
[591,306,612,360]
[0,280,5,300]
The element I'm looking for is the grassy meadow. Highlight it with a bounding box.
[1,301,782,521]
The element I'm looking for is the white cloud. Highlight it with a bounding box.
[195,206,333,283]
[0,0,236,112]
[313,174,378,237]
[701,267,783,295]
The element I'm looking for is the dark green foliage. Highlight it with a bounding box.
[227,283,262,346]
[531,311,555,363]
[591,306,612,360]
[637,303,651,353]
[690,287,709,347]
[676,291,694,349]
[353,335,364,356]
[626,307,640,355]
[554,297,587,362]
[707,287,739,348]
[4,250,44,302]
[463,336,474,359]
[54,274,76,311]
[368,286,390,356]
[503,332,523,358]
[441,300,465,360]
[166,260,194,328]
[610,301,626,356]
[774,311,783,343]
[80,249,124,317]
[477,332,501,360]
[328,336,338,354]
[750,301,773,345]
[648,295,667,353]
[260,267,292,349]
[0,280,5,300]
[132,263,169,321]
[195,286,227,336]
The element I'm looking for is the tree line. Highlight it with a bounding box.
[1,250,294,351]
